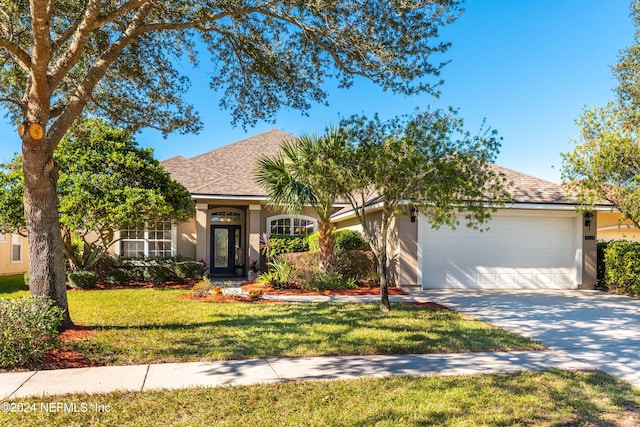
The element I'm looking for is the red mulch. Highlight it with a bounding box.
[240,282,409,296]
[39,325,101,370]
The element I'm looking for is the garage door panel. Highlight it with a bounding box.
[420,214,578,290]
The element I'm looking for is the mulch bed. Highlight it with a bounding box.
[240,282,409,296]
[39,325,101,370]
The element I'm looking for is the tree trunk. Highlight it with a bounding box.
[317,220,336,273]
[378,249,390,312]
[22,140,73,330]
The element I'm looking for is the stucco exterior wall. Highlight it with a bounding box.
[176,218,196,260]
[597,211,640,242]
[0,233,29,276]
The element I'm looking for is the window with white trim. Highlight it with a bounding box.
[119,221,175,257]
[267,215,317,235]
[0,233,6,243]
[11,234,21,263]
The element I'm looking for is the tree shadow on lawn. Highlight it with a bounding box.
[74,302,542,363]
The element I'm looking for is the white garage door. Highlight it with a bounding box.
[419,213,579,289]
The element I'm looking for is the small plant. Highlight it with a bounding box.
[105,269,128,286]
[212,285,223,296]
[191,277,214,298]
[248,289,264,300]
[0,296,64,369]
[23,271,30,289]
[174,261,205,280]
[68,270,99,289]
[143,265,173,285]
[257,259,294,289]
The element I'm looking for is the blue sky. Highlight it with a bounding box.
[1,1,636,183]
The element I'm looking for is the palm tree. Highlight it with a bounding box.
[255,129,347,273]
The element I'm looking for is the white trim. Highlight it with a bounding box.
[0,233,6,243]
[266,214,317,235]
[117,222,178,257]
[209,207,245,225]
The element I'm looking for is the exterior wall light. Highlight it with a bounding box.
[584,212,594,229]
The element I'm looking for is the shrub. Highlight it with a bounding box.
[248,289,264,300]
[257,259,295,289]
[191,277,214,298]
[0,296,64,369]
[603,240,640,295]
[596,241,608,290]
[298,272,358,291]
[23,271,30,288]
[105,269,128,286]
[267,234,310,258]
[143,265,173,284]
[68,270,99,289]
[308,229,368,253]
[336,250,377,282]
[174,261,205,280]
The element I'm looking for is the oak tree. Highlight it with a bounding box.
[0,1,461,327]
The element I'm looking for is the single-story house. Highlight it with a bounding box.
[0,233,29,276]
[104,129,636,289]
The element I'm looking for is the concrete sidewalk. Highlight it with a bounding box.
[0,351,594,399]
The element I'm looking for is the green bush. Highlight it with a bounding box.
[0,296,63,368]
[603,240,640,295]
[174,261,205,280]
[190,277,214,298]
[257,259,295,289]
[68,270,99,289]
[105,269,128,286]
[308,229,368,253]
[336,250,377,282]
[143,265,173,284]
[23,271,30,288]
[596,241,608,289]
[267,234,310,258]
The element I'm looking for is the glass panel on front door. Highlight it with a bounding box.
[213,228,229,269]
[211,225,241,275]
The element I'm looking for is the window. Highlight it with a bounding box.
[0,233,6,243]
[267,215,316,236]
[11,234,21,263]
[119,221,175,257]
[211,211,242,223]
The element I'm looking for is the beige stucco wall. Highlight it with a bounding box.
[0,233,30,276]
[176,218,196,260]
[597,211,640,242]
[580,212,598,290]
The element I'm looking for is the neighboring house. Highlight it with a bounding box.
[0,232,29,276]
[111,129,638,289]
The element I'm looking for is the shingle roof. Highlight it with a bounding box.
[493,165,573,204]
[161,129,574,205]
[161,129,295,197]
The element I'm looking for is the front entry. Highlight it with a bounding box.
[210,225,242,276]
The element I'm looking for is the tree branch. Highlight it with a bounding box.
[0,97,27,115]
[28,0,52,117]
[0,36,31,71]
[49,0,102,89]
[48,2,154,146]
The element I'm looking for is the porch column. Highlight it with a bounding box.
[195,203,208,264]
[580,211,597,290]
[248,204,262,269]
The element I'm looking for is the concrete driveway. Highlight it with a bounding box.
[423,289,640,387]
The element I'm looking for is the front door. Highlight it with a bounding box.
[210,225,241,276]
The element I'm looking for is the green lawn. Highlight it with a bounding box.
[2,370,639,426]
[0,279,542,364]
[63,288,543,364]
[0,274,28,296]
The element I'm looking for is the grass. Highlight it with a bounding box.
[2,370,639,426]
[0,280,542,364]
[0,274,28,296]
[57,288,543,364]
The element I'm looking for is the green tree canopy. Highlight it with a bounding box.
[0,118,195,269]
[334,110,510,310]
[255,129,349,273]
[562,1,640,226]
[0,1,462,328]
